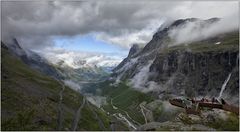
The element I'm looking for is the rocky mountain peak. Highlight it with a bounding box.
[127,44,141,58]
[112,17,238,104]
[12,38,22,50]
[169,18,199,28]
[142,17,221,53]
[206,17,220,23]
[3,38,25,56]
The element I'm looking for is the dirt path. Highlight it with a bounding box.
[111,98,141,126]
[87,101,106,130]
[139,102,152,124]
[139,103,148,124]
[71,97,86,131]
[57,81,65,130]
[109,98,138,130]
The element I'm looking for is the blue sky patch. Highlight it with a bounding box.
[53,34,128,58]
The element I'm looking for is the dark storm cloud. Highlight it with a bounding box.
[1,1,238,49]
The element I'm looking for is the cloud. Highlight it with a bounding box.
[130,60,155,92]
[168,16,239,45]
[17,36,54,50]
[1,1,238,50]
[64,80,81,91]
[86,95,107,108]
[96,19,164,48]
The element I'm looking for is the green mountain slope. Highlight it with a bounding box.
[90,80,154,126]
[166,31,239,53]
[95,30,239,130]
[1,43,111,131]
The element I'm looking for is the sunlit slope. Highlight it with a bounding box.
[1,43,111,131]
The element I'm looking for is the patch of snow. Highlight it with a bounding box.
[38,49,122,69]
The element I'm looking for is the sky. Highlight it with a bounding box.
[1,0,239,63]
[52,34,127,54]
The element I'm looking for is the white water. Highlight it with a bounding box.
[218,73,232,100]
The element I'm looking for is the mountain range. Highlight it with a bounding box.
[2,38,121,83]
[1,17,239,131]
[112,18,239,104]
[90,18,239,130]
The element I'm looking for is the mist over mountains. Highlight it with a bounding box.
[1,1,239,131]
[112,18,239,104]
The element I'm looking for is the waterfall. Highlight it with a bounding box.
[218,73,232,100]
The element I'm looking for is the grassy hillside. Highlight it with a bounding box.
[166,31,239,53]
[1,45,111,131]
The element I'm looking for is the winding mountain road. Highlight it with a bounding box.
[71,97,86,131]
[86,100,106,130]
[57,81,65,130]
[139,103,152,124]
[109,98,139,130]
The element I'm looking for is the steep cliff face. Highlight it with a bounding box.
[112,18,239,104]
[149,44,239,102]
